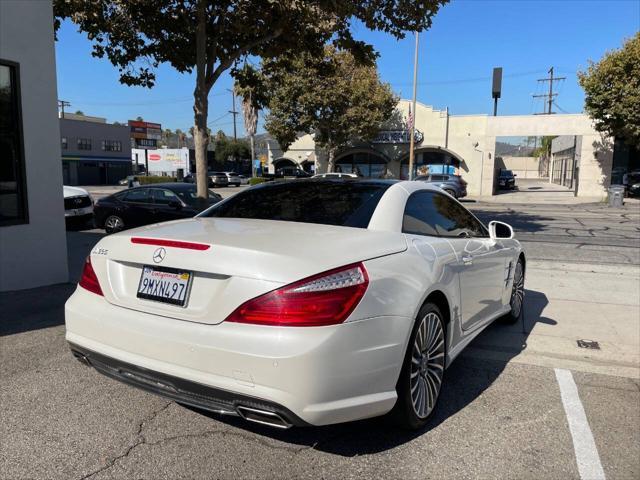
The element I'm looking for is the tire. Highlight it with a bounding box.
[444,189,457,198]
[104,215,125,234]
[391,302,446,429]
[503,258,525,323]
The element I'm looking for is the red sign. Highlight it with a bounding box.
[128,120,161,129]
[149,153,161,161]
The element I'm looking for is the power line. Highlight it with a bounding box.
[390,69,547,87]
[533,67,566,115]
[207,111,231,126]
[67,91,228,107]
[553,100,571,114]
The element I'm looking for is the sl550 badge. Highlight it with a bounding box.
[92,247,108,256]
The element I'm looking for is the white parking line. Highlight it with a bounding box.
[555,368,606,480]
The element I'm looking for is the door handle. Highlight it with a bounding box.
[462,255,473,266]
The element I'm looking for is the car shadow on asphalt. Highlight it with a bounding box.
[0,231,105,337]
[185,288,554,456]
[471,209,555,234]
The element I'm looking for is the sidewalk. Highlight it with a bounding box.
[468,178,640,206]
[466,260,640,378]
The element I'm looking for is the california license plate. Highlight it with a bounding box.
[137,266,192,306]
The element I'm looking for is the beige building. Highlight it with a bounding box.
[266,100,614,199]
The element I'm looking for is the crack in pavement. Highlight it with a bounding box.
[78,401,172,480]
[77,402,321,479]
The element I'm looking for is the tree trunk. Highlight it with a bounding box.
[250,135,256,177]
[194,0,209,200]
[327,148,336,173]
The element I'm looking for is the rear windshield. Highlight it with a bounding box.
[202,181,391,228]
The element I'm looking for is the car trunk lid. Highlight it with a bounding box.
[91,217,406,325]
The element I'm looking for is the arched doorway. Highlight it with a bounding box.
[399,147,464,180]
[272,157,297,173]
[335,150,389,178]
[300,160,315,174]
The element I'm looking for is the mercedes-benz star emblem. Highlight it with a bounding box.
[153,247,166,264]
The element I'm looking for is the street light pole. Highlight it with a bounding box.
[408,32,419,181]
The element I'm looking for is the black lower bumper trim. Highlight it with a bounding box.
[69,343,309,427]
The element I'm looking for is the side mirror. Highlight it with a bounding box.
[168,199,182,209]
[513,173,518,177]
[488,220,514,240]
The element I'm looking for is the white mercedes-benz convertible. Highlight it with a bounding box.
[66,179,525,429]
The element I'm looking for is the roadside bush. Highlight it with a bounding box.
[138,176,177,185]
[249,177,268,186]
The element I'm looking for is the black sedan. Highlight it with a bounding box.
[94,183,222,234]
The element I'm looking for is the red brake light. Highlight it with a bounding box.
[79,255,103,296]
[225,263,369,327]
[130,237,210,251]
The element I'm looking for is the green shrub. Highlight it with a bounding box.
[138,176,177,185]
[248,177,268,186]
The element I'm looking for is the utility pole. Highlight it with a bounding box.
[227,88,239,170]
[228,89,238,141]
[533,67,566,114]
[58,100,71,118]
[408,32,419,181]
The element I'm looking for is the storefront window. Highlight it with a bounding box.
[0,60,28,225]
[335,151,388,178]
[400,151,459,179]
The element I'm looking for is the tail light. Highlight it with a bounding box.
[225,263,369,327]
[79,255,103,296]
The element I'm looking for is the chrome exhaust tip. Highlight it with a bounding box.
[236,405,292,429]
[72,351,91,366]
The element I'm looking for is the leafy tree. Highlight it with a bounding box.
[54,0,448,198]
[578,33,640,148]
[135,116,144,122]
[214,135,250,169]
[242,47,398,171]
[74,110,84,115]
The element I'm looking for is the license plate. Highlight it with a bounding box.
[137,266,192,306]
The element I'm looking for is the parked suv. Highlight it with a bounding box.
[63,186,94,224]
[414,174,467,199]
[498,169,517,190]
[207,171,229,187]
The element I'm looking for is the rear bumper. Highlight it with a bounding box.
[65,287,409,426]
[69,342,308,428]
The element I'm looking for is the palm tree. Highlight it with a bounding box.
[236,87,258,176]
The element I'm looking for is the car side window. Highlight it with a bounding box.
[123,188,150,203]
[403,191,488,238]
[150,188,180,205]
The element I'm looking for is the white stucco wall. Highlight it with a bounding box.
[275,101,612,199]
[0,0,69,291]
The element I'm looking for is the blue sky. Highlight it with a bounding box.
[55,0,639,135]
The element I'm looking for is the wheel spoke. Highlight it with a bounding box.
[428,338,444,356]
[409,310,446,419]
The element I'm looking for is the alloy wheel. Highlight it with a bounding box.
[510,261,525,318]
[410,312,445,419]
[105,215,123,232]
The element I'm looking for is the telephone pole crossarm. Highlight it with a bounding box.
[533,67,566,114]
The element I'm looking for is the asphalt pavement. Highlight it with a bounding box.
[1,181,639,479]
